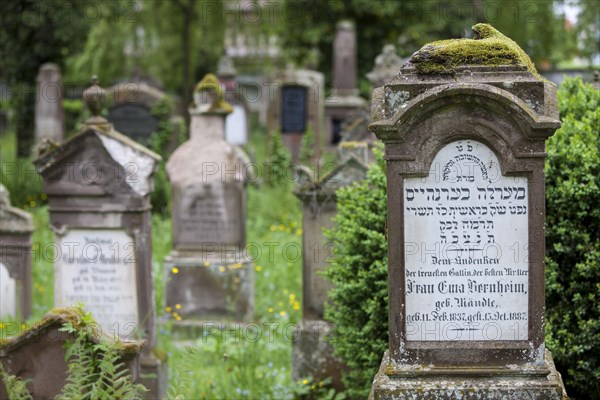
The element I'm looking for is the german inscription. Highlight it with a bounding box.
[404,140,528,341]
[56,229,139,338]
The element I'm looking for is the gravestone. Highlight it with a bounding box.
[35,63,64,143]
[34,77,166,398]
[164,74,254,322]
[368,25,567,399]
[107,81,166,145]
[324,21,367,146]
[218,54,249,145]
[292,143,369,389]
[266,67,325,161]
[0,184,34,320]
[0,307,143,399]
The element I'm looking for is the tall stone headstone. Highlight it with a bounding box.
[35,63,64,143]
[0,184,34,320]
[217,54,249,145]
[164,74,254,322]
[34,76,165,398]
[324,21,367,146]
[368,25,567,399]
[106,81,166,145]
[292,143,369,389]
[266,67,325,161]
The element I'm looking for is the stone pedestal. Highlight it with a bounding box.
[165,74,254,325]
[0,184,34,320]
[325,21,366,146]
[370,350,567,400]
[367,24,567,399]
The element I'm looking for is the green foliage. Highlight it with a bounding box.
[0,363,32,400]
[56,308,147,400]
[299,128,315,165]
[545,77,600,399]
[323,147,388,399]
[63,99,86,136]
[0,0,91,156]
[266,132,291,186]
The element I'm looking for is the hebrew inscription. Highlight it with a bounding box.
[404,140,528,341]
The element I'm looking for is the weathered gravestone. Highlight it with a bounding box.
[267,67,325,161]
[164,74,254,323]
[0,307,143,399]
[292,143,369,389]
[35,63,64,143]
[34,77,166,398]
[324,21,367,147]
[338,44,404,163]
[0,184,34,320]
[368,24,567,399]
[107,81,166,145]
[218,54,250,145]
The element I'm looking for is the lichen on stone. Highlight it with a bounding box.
[409,23,541,79]
[193,73,233,114]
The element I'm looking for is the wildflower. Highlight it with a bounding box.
[278,224,285,231]
[204,261,210,267]
[29,200,36,207]
[41,193,47,200]
[219,266,226,272]
[302,379,308,385]
[293,302,300,310]
[0,323,4,329]
[172,267,179,274]
[165,306,172,312]
[175,316,182,321]
[175,304,182,310]
[255,265,262,272]
[296,229,303,236]
[269,225,276,231]
[289,293,295,301]
[279,311,286,317]
[268,307,274,313]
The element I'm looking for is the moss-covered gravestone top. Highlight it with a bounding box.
[368,24,567,399]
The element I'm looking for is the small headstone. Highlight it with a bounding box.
[34,76,166,398]
[0,183,34,320]
[107,82,166,145]
[165,74,254,322]
[35,63,64,143]
[266,68,325,161]
[324,21,367,146]
[368,24,567,399]
[366,44,405,88]
[292,143,369,389]
[0,307,143,399]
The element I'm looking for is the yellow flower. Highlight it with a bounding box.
[219,266,226,273]
[255,265,262,272]
[278,224,285,231]
[175,304,182,310]
[289,293,295,301]
[165,306,172,312]
[173,312,179,318]
[41,193,47,200]
[302,379,308,385]
[0,322,4,329]
[172,267,179,274]
[29,200,36,207]
[269,225,276,232]
[268,307,274,313]
[279,311,286,317]
[175,316,182,321]
[293,301,300,310]
[20,324,26,330]
[204,261,210,267]
[311,385,316,390]
[296,229,303,236]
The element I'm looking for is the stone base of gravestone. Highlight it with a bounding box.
[139,356,168,400]
[164,255,254,322]
[292,320,347,391]
[369,350,567,400]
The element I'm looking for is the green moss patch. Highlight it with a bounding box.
[410,23,541,79]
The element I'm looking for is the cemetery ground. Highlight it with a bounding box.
[0,124,339,399]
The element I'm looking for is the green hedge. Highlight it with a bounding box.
[545,77,600,399]
[323,147,388,399]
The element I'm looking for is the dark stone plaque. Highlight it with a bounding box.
[107,103,158,144]
[281,86,307,134]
